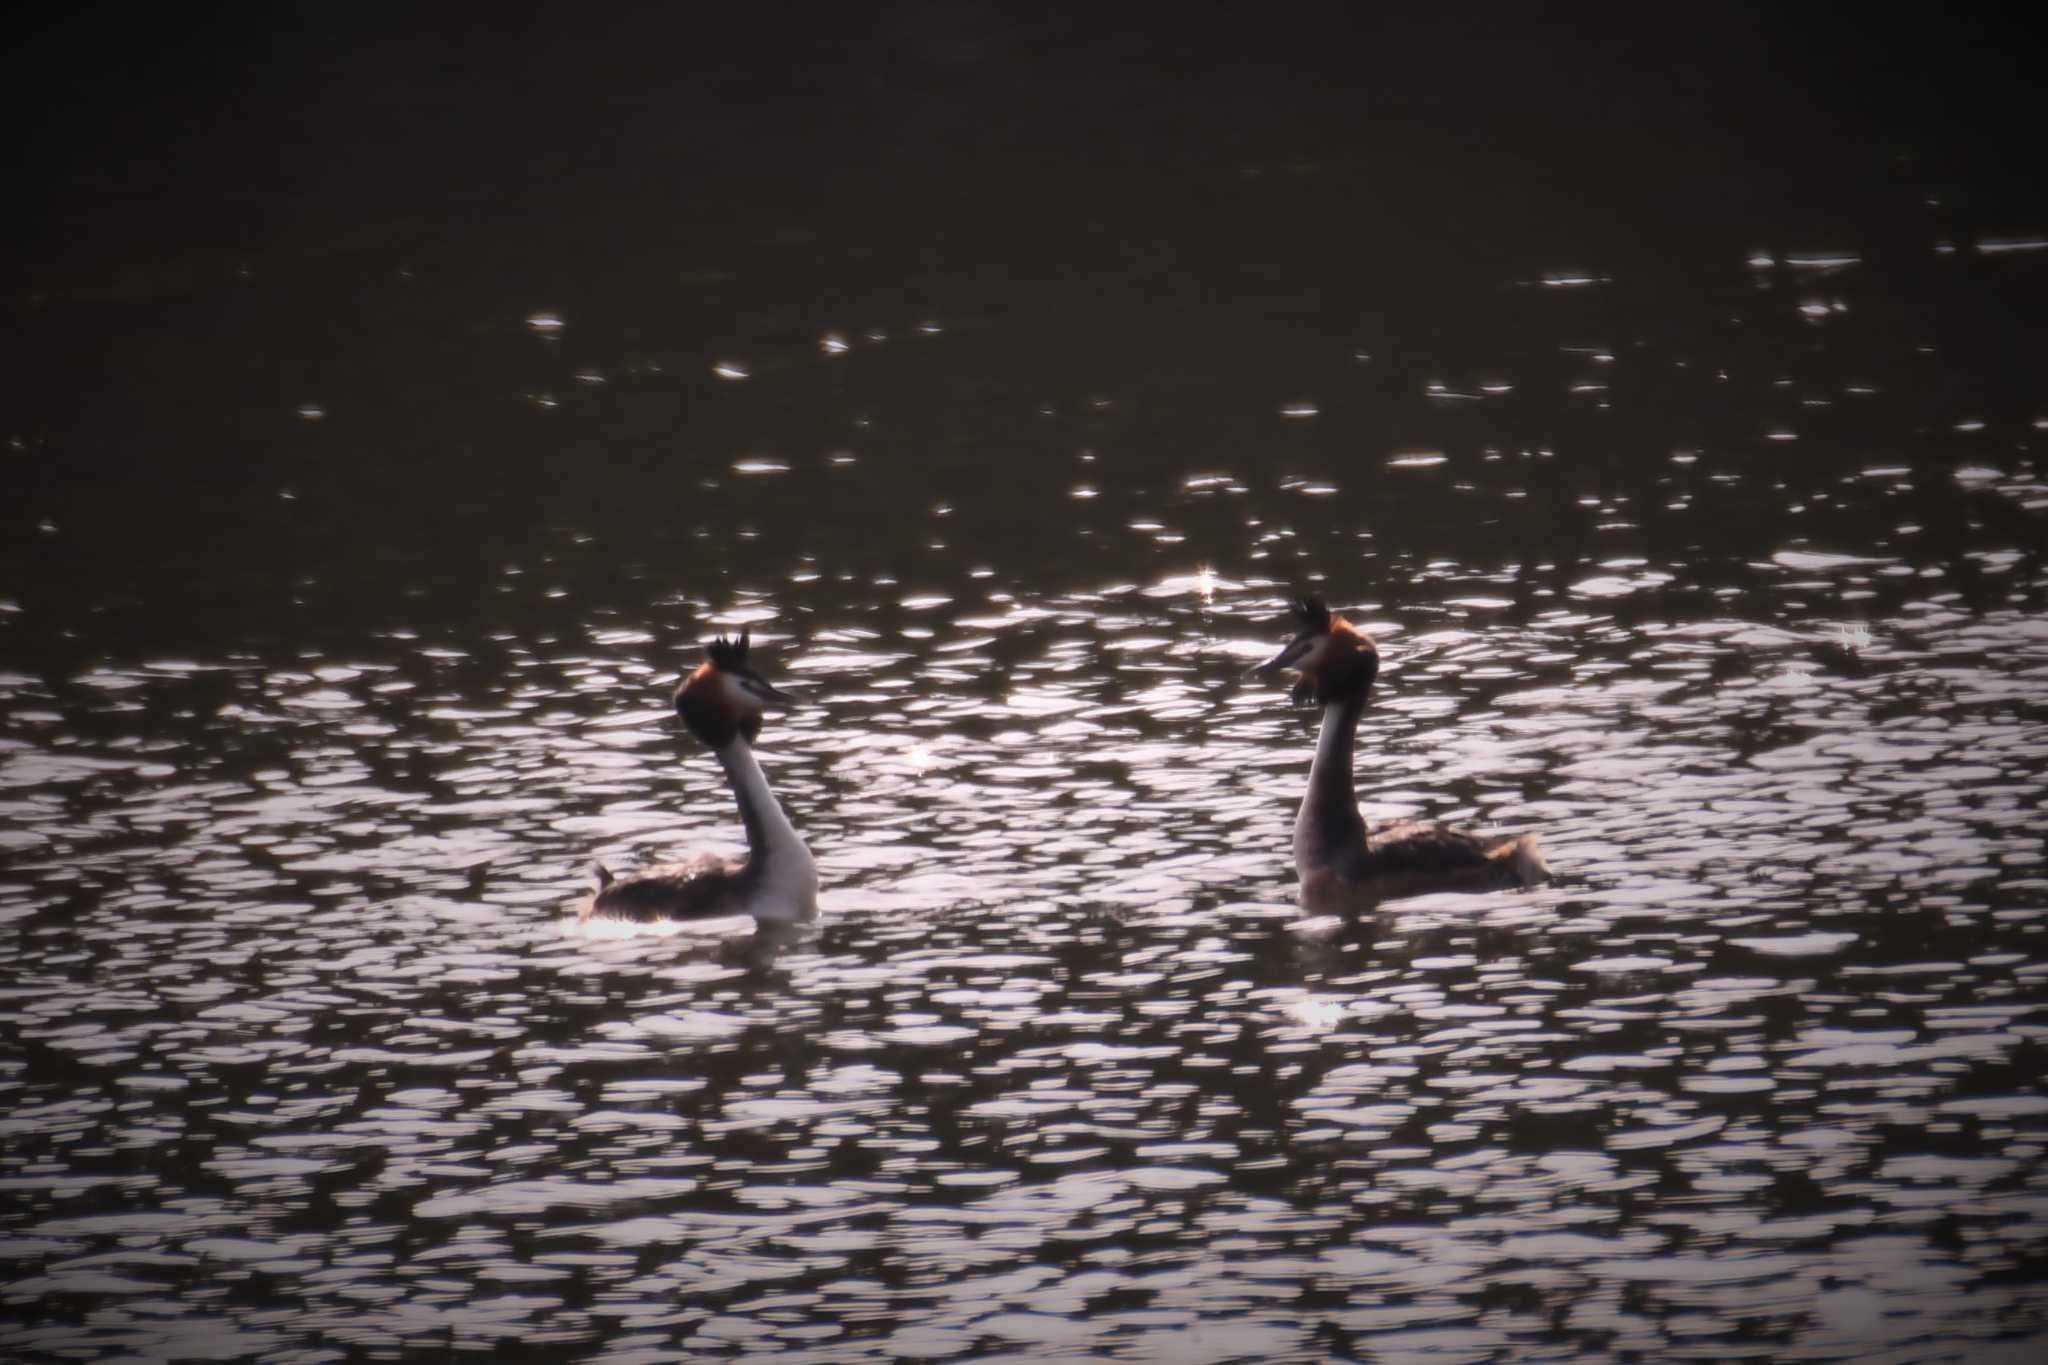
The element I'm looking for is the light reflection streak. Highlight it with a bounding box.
[4,235,2047,1365]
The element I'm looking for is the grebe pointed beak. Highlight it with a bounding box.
[1252,635,1315,677]
[735,671,797,708]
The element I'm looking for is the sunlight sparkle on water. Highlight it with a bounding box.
[1142,566,1226,601]
[1281,995,1349,1032]
[8,95,2048,1362]
[561,913,726,942]
[1785,251,1862,271]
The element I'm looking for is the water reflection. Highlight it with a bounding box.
[8,18,2048,1354]
[4,519,2045,1356]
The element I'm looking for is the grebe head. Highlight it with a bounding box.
[1254,595,1379,705]
[674,630,795,747]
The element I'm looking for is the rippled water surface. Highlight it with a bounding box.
[9,7,2048,1361]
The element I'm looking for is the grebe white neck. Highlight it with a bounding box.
[1312,699,1358,781]
[1295,698,1367,873]
[714,738,817,921]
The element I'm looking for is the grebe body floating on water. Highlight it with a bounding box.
[1255,597,1548,911]
[580,631,817,925]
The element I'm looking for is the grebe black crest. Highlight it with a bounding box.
[1255,594,1548,910]
[579,629,818,925]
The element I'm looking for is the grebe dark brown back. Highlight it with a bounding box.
[579,631,817,925]
[1254,596,1548,911]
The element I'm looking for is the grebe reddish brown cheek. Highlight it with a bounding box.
[578,630,818,925]
[1254,595,1549,912]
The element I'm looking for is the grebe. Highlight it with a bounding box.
[579,631,818,924]
[1255,596,1548,910]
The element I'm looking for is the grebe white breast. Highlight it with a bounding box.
[579,631,818,925]
[1255,596,1548,911]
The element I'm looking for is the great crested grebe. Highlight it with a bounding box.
[579,631,818,924]
[1255,596,1549,910]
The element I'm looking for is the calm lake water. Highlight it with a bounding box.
[6,7,2046,1361]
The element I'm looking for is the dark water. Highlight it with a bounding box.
[6,6,2047,1360]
